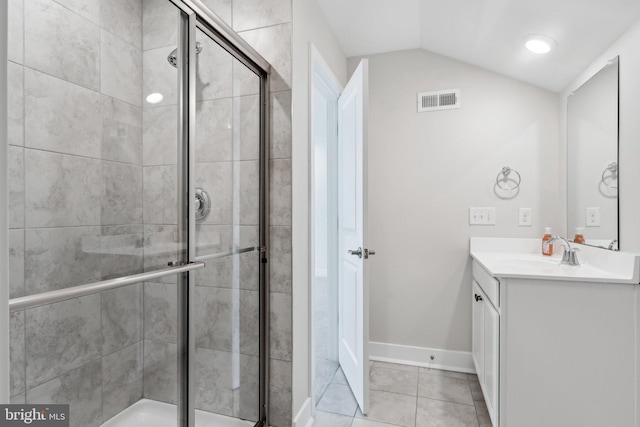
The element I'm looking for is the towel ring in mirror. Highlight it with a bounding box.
[601,162,618,189]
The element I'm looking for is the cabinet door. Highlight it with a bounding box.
[484,301,499,426]
[472,281,484,384]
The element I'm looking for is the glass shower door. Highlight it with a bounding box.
[191,25,263,425]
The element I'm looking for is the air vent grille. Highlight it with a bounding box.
[417,89,461,112]
[422,94,438,109]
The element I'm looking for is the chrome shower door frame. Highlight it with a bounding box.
[171,1,271,427]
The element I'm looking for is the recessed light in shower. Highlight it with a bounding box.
[524,35,556,54]
[146,92,164,104]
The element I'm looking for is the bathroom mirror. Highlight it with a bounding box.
[567,57,619,249]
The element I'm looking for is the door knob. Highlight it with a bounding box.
[348,247,363,258]
[364,249,376,259]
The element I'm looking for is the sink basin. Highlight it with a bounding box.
[469,238,640,283]
[490,256,562,271]
[484,254,575,277]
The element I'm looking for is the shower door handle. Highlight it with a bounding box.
[348,247,363,258]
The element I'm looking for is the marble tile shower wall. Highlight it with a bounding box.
[8,0,145,426]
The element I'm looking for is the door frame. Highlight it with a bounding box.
[309,44,344,415]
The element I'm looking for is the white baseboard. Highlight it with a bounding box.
[292,397,314,427]
[369,341,476,374]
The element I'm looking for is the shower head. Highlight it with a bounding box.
[167,42,203,68]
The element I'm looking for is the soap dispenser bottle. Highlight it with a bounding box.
[573,227,585,244]
[542,227,553,256]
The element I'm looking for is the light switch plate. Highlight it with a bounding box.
[518,208,532,226]
[586,207,601,227]
[470,207,496,225]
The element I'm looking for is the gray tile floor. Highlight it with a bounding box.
[313,362,492,427]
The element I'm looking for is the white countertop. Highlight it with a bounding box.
[470,237,640,284]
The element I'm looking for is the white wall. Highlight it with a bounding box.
[291,0,346,423]
[348,49,561,353]
[561,19,640,252]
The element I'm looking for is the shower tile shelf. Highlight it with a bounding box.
[79,233,222,256]
[469,237,640,427]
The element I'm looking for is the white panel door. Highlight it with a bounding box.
[338,60,369,415]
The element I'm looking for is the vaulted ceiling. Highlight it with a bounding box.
[316,0,640,92]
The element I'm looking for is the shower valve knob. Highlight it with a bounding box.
[195,188,211,221]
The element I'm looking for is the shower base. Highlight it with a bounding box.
[101,399,254,427]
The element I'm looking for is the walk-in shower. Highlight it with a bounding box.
[6,1,271,426]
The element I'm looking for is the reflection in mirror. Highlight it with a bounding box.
[567,57,619,250]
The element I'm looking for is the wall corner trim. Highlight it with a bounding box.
[369,341,476,374]
[292,397,314,427]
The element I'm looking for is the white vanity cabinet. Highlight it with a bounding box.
[472,266,499,427]
[471,281,484,383]
[471,256,638,427]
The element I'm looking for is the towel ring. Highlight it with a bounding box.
[496,166,521,191]
[601,162,618,189]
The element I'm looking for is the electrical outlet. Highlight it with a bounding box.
[586,207,601,227]
[518,208,532,226]
[470,207,496,225]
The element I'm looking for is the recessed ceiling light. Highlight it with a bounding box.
[524,35,557,54]
[146,92,164,104]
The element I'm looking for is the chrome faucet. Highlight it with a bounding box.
[548,236,580,266]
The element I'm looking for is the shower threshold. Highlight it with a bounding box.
[101,399,254,427]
